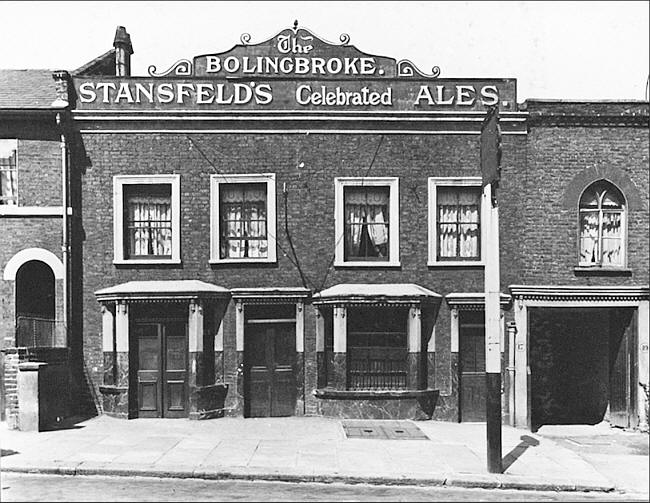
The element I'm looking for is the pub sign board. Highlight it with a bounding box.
[73,23,517,112]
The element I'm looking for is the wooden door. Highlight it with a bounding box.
[163,321,188,418]
[459,311,486,422]
[245,322,296,417]
[136,321,188,418]
[609,309,636,428]
[137,323,161,418]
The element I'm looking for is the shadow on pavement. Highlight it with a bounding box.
[41,414,93,432]
[502,434,540,471]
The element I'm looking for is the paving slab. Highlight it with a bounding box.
[1,416,645,495]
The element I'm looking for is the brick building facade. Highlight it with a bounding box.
[2,25,648,431]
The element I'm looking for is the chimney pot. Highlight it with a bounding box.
[113,26,133,76]
[113,26,133,54]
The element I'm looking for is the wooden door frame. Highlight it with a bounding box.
[510,290,647,431]
[243,318,296,418]
[133,317,188,418]
[458,312,487,423]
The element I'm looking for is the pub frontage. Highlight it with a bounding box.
[1,24,648,431]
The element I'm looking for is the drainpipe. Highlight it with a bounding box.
[506,321,517,426]
[52,70,70,345]
[56,114,68,342]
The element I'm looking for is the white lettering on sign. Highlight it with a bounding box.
[296,85,392,106]
[277,33,314,54]
[203,56,378,76]
[78,82,273,105]
[414,85,500,107]
[76,81,506,109]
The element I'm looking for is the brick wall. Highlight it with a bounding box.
[0,135,64,423]
[0,218,63,348]
[76,103,648,418]
[522,120,649,285]
[16,139,62,207]
[79,132,521,408]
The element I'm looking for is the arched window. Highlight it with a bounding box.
[579,180,625,267]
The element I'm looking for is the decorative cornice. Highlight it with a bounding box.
[445,293,512,310]
[230,287,311,303]
[95,280,231,303]
[70,110,528,135]
[508,284,649,302]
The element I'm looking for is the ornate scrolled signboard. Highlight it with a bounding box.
[72,22,517,114]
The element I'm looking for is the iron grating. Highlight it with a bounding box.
[341,420,429,440]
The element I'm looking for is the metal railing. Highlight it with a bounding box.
[16,316,67,348]
[348,347,408,390]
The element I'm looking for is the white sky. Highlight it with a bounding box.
[1,1,648,101]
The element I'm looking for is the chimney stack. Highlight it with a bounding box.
[113,26,133,76]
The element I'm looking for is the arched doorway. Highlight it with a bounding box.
[15,260,56,347]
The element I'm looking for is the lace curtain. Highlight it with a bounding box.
[437,187,480,259]
[579,182,623,266]
[0,140,18,205]
[127,195,172,257]
[344,187,390,259]
[220,184,268,259]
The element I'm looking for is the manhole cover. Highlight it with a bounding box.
[342,420,429,440]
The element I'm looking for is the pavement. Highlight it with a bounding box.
[1,416,648,496]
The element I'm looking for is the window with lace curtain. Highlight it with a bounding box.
[344,186,390,261]
[124,184,172,259]
[219,183,268,259]
[334,177,400,267]
[210,174,277,263]
[579,180,625,267]
[113,175,181,264]
[428,177,484,266]
[0,139,18,205]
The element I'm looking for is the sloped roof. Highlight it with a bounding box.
[0,69,58,109]
[95,280,231,301]
[73,48,116,76]
[313,283,441,305]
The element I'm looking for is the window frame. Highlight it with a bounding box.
[428,177,486,267]
[334,177,400,267]
[577,181,627,268]
[113,174,181,265]
[346,305,408,391]
[0,139,18,206]
[210,173,277,264]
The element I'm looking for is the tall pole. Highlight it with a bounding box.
[484,183,502,473]
[480,105,502,473]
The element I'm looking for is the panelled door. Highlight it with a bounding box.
[459,311,486,422]
[609,309,637,428]
[245,322,296,417]
[136,320,188,418]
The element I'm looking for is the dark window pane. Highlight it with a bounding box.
[124,184,172,259]
[0,140,18,205]
[347,307,407,390]
[220,182,268,259]
[165,336,186,371]
[139,336,159,371]
[344,186,390,260]
[578,181,625,266]
[437,186,481,260]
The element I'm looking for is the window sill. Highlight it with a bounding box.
[209,258,276,265]
[0,206,63,217]
[314,388,439,400]
[428,261,484,267]
[574,266,632,277]
[114,259,182,266]
[334,260,401,268]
